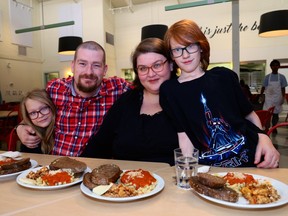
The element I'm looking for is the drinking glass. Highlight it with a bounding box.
[174,147,199,190]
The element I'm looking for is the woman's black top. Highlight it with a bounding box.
[81,90,179,166]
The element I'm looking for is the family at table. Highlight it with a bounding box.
[15,19,279,169]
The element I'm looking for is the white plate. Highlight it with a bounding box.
[80,172,165,202]
[193,172,288,209]
[16,166,91,190]
[0,159,38,181]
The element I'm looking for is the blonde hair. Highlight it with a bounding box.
[20,89,56,154]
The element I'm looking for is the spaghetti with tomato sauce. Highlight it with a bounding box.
[120,169,157,192]
[223,172,257,185]
[21,167,75,186]
[41,171,73,186]
[222,172,280,204]
[0,158,16,165]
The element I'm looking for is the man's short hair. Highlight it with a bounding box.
[270,59,280,67]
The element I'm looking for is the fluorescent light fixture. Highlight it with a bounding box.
[15,21,75,34]
[259,10,288,37]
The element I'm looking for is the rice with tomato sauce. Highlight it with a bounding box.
[222,172,280,204]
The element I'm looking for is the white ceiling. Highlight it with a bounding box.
[38,1,198,10]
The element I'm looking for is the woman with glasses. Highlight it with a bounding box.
[19,89,56,154]
[82,38,179,165]
[160,19,280,168]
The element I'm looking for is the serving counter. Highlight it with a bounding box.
[0,152,287,216]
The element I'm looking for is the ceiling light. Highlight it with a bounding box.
[141,24,168,40]
[58,36,83,55]
[259,10,288,37]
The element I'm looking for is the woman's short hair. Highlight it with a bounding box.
[131,37,176,90]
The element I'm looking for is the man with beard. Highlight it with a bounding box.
[16,41,131,156]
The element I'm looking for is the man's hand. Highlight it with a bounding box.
[16,124,41,148]
[254,133,280,168]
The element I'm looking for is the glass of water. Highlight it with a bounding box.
[174,147,199,190]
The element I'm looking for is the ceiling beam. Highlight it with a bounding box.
[15,21,75,34]
[165,0,233,11]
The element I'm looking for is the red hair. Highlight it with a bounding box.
[164,19,210,70]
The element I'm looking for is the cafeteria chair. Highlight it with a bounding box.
[0,109,20,150]
[267,122,288,136]
[0,103,10,110]
[284,94,288,122]
[7,128,20,151]
[255,106,275,133]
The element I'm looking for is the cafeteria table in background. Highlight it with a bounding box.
[0,110,18,119]
[0,152,287,216]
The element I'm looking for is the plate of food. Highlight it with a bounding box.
[80,164,165,202]
[16,157,90,190]
[0,153,38,181]
[190,172,288,209]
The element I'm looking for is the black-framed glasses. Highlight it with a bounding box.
[137,59,168,75]
[170,42,199,58]
[28,106,51,120]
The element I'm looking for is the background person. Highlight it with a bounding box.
[16,41,131,156]
[160,19,280,168]
[19,89,56,154]
[260,60,287,133]
[81,38,179,165]
[240,79,252,101]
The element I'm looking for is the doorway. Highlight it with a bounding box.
[44,72,59,86]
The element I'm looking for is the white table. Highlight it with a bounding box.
[0,152,287,216]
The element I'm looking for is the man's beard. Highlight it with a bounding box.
[76,74,99,93]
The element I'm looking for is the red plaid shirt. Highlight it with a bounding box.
[46,76,131,156]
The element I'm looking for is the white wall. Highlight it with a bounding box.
[0,0,287,103]
[0,0,42,102]
[41,0,116,78]
[113,0,288,76]
[103,0,117,77]
[41,0,83,79]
